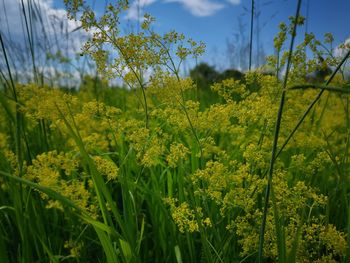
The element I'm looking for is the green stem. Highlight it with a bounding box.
[21,0,38,83]
[92,22,149,128]
[275,50,350,160]
[249,0,254,71]
[150,34,204,164]
[258,1,302,261]
[0,32,24,176]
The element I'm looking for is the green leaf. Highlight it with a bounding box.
[174,245,183,263]
[119,239,132,263]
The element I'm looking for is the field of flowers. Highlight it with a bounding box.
[1,0,350,262]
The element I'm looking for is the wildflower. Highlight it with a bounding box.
[166,143,190,168]
[164,198,199,233]
[25,151,97,216]
[92,156,119,181]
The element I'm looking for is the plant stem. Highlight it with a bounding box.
[249,0,254,71]
[258,0,302,261]
[0,31,23,175]
[20,0,38,83]
[275,50,350,160]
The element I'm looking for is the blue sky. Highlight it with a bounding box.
[118,0,350,70]
[1,0,349,73]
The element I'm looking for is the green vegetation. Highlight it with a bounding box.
[1,0,350,262]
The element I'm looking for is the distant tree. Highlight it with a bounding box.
[314,55,332,82]
[190,63,245,87]
[188,63,220,107]
[305,55,332,83]
[189,63,248,106]
[217,69,244,82]
[190,63,220,90]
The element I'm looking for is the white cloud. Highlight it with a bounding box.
[0,0,84,43]
[334,38,350,58]
[0,0,89,85]
[164,0,225,17]
[126,0,226,19]
[226,0,241,5]
[125,0,158,20]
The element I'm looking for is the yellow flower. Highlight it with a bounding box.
[93,156,119,181]
[164,198,199,233]
[25,151,97,216]
[166,143,189,168]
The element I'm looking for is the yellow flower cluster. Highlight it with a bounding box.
[25,151,97,216]
[300,223,347,262]
[148,73,195,105]
[125,125,168,167]
[64,239,83,258]
[17,84,79,122]
[214,164,343,261]
[166,143,189,168]
[65,0,205,92]
[191,161,233,204]
[164,198,211,233]
[17,84,127,153]
[72,100,123,152]
[164,198,199,233]
[92,156,119,181]
[211,78,247,102]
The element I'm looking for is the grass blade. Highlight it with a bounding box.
[0,170,122,262]
[258,1,302,261]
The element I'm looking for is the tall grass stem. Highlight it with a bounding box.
[258,0,302,261]
[275,50,350,160]
[249,0,254,71]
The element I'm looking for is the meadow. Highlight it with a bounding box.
[0,0,350,262]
